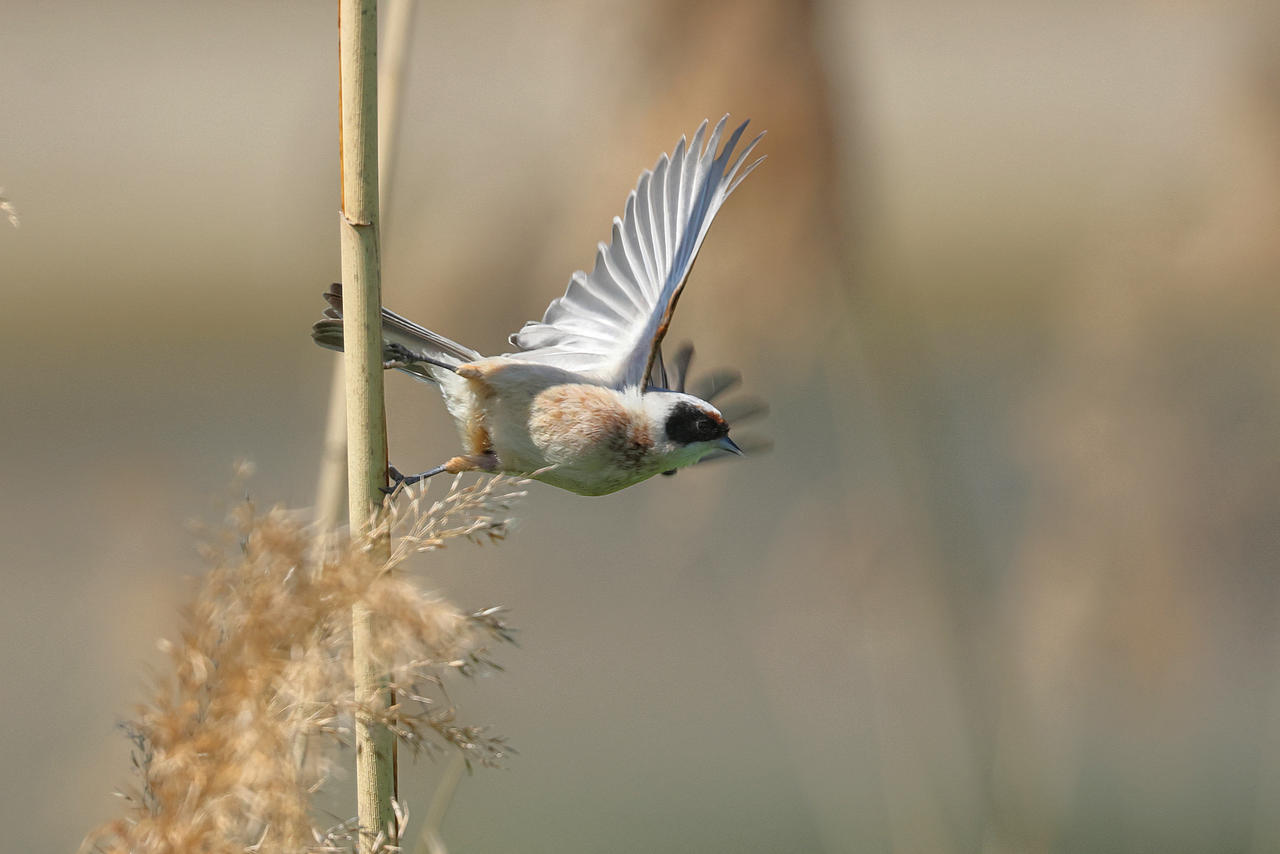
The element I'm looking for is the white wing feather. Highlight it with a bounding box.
[507,115,765,389]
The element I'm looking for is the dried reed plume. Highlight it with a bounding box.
[83,471,527,854]
[0,187,19,228]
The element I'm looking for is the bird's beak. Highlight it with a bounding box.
[717,436,745,456]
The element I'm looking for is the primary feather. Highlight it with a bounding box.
[507,115,765,390]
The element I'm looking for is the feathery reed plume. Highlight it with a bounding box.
[0,187,19,228]
[83,473,526,854]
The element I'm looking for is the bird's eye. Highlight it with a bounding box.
[665,401,727,445]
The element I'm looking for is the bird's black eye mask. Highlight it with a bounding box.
[665,401,730,445]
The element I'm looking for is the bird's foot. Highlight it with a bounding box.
[382,464,449,496]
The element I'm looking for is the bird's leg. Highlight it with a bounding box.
[383,453,498,495]
[384,464,448,492]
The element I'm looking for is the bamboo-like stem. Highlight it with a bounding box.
[414,753,465,854]
[378,0,417,229]
[338,0,396,850]
[313,362,348,558]
[313,0,418,548]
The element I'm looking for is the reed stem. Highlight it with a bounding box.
[338,0,396,848]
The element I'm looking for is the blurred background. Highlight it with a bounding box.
[4,1,1280,851]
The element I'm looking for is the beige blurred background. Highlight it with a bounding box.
[5,1,1280,852]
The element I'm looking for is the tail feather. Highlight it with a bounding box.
[311,283,482,384]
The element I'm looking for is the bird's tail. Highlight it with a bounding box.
[311,283,482,383]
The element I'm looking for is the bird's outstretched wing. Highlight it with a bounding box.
[507,115,765,389]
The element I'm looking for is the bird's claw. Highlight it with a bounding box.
[382,463,449,497]
[381,465,419,497]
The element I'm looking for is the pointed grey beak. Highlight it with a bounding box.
[717,436,745,456]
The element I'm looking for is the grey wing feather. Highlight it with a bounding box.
[507,116,765,389]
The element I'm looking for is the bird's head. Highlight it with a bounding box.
[642,391,743,473]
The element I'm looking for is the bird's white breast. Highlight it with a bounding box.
[453,359,658,495]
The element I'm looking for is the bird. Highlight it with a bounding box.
[313,115,765,496]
